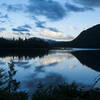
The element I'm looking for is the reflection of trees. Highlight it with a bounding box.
[6,61,20,93]
[90,74,100,89]
[0,68,7,90]
[0,61,28,100]
[0,61,20,93]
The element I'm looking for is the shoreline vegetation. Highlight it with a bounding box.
[0,48,49,58]
[1,83,100,100]
[0,37,52,49]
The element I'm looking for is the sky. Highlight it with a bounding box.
[0,0,100,41]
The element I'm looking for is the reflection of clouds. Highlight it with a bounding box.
[1,56,30,68]
[0,60,5,65]
[23,73,65,93]
[34,62,58,73]
[29,53,75,74]
[1,51,99,93]
[2,57,13,62]
[69,65,75,69]
[59,66,66,70]
[1,52,74,70]
[34,65,45,73]
[40,53,73,65]
[1,56,28,62]
[14,61,30,69]
[59,65,75,70]
[40,56,66,65]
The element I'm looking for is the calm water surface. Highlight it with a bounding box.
[0,50,100,94]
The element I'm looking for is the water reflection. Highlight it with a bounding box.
[0,61,20,93]
[72,50,100,72]
[0,50,100,95]
[23,72,65,94]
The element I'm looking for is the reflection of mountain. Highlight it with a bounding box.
[72,51,100,72]
[0,61,20,93]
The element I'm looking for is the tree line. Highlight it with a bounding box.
[0,37,51,49]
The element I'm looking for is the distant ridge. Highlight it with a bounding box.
[71,24,100,48]
[53,24,100,48]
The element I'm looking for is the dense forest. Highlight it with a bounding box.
[0,37,51,49]
[0,37,52,57]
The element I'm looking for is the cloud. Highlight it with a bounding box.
[26,33,31,36]
[22,24,32,29]
[2,3,25,12]
[27,0,66,21]
[65,3,93,12]
[0,12,10,24]
[69,26,77,31]
[12,25,32,36]
[73,0,100,7]
[12,27,29,32]
[0,30,20,39]
[46,27,59,32]
[12,26,30,32]
[26,0,94,22]
[12,24,31,33]
[0,28,6,32]
[40,54,68,65]
[40,28,70,40]
[0,20,5,23]
[35,21,46,28]
[0,0,95,24]
[0,12,8,19]
[0,12,9,23]
[35,20,59,32]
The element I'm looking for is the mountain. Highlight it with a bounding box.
[70,24,100,48]
[29,37,57,44]
[53,24,100,48]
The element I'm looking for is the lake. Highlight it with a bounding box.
[0,49,100,95]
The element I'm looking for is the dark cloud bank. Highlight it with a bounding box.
[1,0,100,36]
[27,0,66,21]
[73,0,100,7]
[35,20,59,32]
[2,0,99,22]
[2,3,25,12]
[0,12,8,19]
[26,0,98,21]
[65,3,93,12]
[0,28,6,32]
[12,24,31,33]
